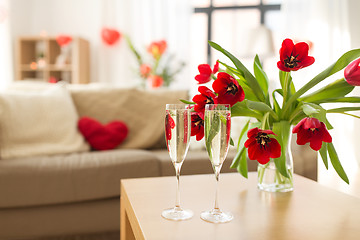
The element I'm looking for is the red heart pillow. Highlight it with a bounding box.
[78,117,128,150]
[101,28,121,46]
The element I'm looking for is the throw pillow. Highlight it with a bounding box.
[70,86,188,149]
[0,85,89,159]
[78,117,128,150]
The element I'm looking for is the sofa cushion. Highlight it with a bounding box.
[0,85,89,159]
[69,86,188,149]
[0,149,160,208]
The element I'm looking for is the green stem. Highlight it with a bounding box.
[282,72,291,111]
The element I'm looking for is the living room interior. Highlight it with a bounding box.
[0,0,360,239]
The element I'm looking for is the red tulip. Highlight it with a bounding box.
[101,28,121,46]
[292,117,332,151]
[212,72,245,106]
[191,111,204,141]
[140,64,151,78]
[244,127,281,164]
[165,112,175,141]
[56,35,72,47]
[147,40,167,59]
[195,61,219,84]
[277,38,315,72]
[344,58,360,86]
[149,75,163,88]
[192,86,218,113]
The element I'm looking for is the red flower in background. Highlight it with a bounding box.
[101,28,121,46]
[292,117,332,151]
[344,58,360,86]
[195,61,219,84]
[140,64,151,78]
[192,86,218,113]
[56,35,72,47]
[148,40,167,59]
[190,111,204,141]
[149,75,164,88]
[244,128,281,164]
[212,72,245,106]
[277,38,315,72]
[165,112,175,141]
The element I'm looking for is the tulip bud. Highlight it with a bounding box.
[344,58,360,86]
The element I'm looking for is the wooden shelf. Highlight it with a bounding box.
[16,36,90,84]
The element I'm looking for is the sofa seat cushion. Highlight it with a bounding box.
[0,149,160,208]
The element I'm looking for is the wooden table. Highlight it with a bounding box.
[120,173,360,240]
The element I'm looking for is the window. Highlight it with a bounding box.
[191,0,282,64]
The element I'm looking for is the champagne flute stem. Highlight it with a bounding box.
[174,162,182,209]
[214,166,221,211]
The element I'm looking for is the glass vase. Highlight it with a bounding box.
[257,128,294,192]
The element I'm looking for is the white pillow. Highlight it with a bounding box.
[0,85,89,159]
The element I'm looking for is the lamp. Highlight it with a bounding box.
[241,24,275,59]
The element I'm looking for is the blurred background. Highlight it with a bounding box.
[1,0,360,189]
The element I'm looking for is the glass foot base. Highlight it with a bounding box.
[200,209,233,223]
[161,207,193,221]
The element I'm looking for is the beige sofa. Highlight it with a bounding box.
[0,83,317,240]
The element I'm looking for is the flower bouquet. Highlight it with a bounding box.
[125,37,185,88]
[184,38,360,192]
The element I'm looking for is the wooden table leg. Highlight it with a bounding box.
[120,195,136,240]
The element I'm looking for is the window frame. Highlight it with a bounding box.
[194,0,281,64]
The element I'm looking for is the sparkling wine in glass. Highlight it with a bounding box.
[201,104,233,223]
[162,104,193,221]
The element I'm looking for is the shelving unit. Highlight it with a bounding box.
[16,36,90,84]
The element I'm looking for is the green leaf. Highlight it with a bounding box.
[314,97,360,103]
[237,150,248,178]
[272,121,292,178]
[319,143,328,169]
[272,89,283,114]
[238,79,259,102]
[327,142,349,184]
[180,99,195,104]
[301,78,354,103]
[208,41,266,102]
[230,137,235,146]
[231,101,263,120]
[247,100,279,121]
[230,120,250,178]
[205,112,220,158]
[253,55,269,96]
[302,104,320,116]
[327,107,360,113]
[283,48,360,114]
[124,35,143,65]
[218,60,245,78]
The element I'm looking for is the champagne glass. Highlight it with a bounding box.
[201,104,233,223]
[162,104,193,220]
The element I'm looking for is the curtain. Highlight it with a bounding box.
[0,0,13,90]
[98,0,191,89]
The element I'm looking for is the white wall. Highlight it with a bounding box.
[8,0,192,89]
[10,0,103,83]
